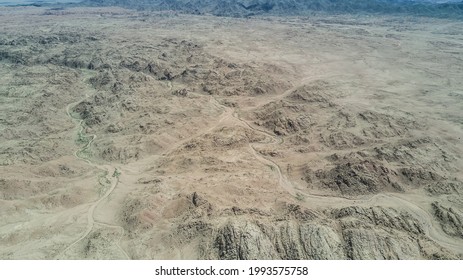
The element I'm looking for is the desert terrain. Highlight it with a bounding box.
[0,6,462,259]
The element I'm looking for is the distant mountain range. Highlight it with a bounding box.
[0,0,81,6]
[64,0,463,19]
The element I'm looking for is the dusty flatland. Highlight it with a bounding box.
[0,6,462,259]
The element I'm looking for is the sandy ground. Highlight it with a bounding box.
[0,6,462,259]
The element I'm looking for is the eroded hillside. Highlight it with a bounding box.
[0,7,462,259]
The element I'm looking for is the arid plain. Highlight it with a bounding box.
[0,6,462,259]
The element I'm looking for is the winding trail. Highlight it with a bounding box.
[57,91,129,259]
[210,76,463,255]
[371,193,463,254]
[59,73,461,258]
[239,110,463,254]
[94,221,130,260]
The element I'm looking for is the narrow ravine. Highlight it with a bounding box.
[57,83,129,259]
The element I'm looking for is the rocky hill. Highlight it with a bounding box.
[1,6,462,260]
